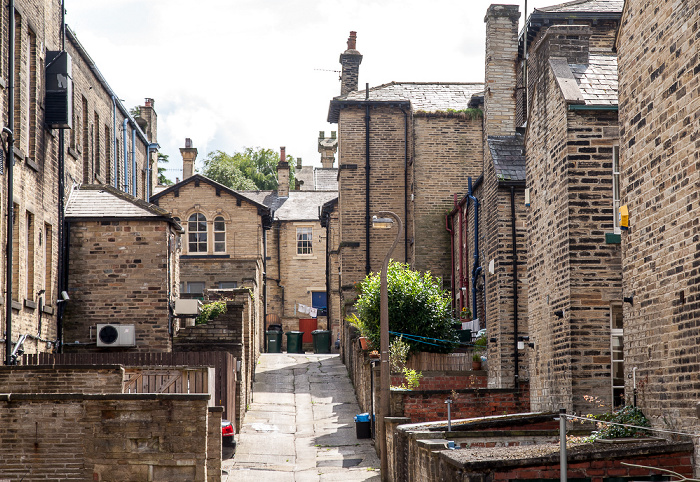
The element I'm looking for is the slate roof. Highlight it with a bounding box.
[314,168,338,191]
[521,0,623,53]
[536,0,623,13]
[488,135,526,183]
[150,174,270,213]
[65,184,182,229]
[328,82,484,123]
[241,190,338,222]
[570,55,618,105]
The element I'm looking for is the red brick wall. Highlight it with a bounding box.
[401,386,530,423]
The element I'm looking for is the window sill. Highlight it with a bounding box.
[24,299,37,310]
[181,254,231,259]
[11,301,22,311]
[25,157,39,172]
[294,255,318,260]
[68,147,79,160]
[605,233,621,244]
[42,304,55,315]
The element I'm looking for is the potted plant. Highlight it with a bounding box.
[347,314,372,350]
[472,332,487,370]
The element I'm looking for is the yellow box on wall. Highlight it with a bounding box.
[619,204,629,230]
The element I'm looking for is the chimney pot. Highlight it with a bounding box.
[145,98,154,107]
[319,131,325,139]
[185,138,192,148]
[331,131,336,139]
[347,31,357,50]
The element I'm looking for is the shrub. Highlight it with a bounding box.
[590,405,651,440]
[195,301,227,325]
[354,261,457,353]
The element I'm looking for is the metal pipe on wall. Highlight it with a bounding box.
[4,0,16,365]
[511,185,519,387]
[364,84,371,275]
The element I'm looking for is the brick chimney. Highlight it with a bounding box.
[318,130,338,168]
[537,25,591,65]
[139,98,157,143]
[180,138,197,180]
[339,31,363,96]
[484,5,520,137]
[277,146,289,197]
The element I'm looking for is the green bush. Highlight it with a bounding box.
[195,301,227,325]
[591,405,651,439]
[354,261,457,353]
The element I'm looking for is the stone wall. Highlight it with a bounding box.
[617,0,700,436]
[174,300,251,431]
[337,104,409,310]
[525,23,621,414]
[413,113,483,287]
[0,365,123,393]
[64,219,178,353]
[0,393,213,481]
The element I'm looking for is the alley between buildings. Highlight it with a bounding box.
[223,353,380,481]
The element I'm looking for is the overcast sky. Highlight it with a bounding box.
[65,0,556,183]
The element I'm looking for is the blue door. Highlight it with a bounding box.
[312,291,327,317]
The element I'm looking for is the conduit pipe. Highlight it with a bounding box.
[511,185,519,387]
[364,84,371,275]
[122,118,129,192]
[131,125,136,196]
[468,178,481,319]
[112,96,118,188]
[4,0,15,365]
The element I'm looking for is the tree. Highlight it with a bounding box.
[157,153,173,186]
[353,261,457,354]
[201,147,296,191]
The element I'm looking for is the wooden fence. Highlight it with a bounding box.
[22,351,236,422]
[404,351,472,372]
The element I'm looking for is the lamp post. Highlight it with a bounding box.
[372,211,402,482]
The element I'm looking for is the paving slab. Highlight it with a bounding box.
[223,353,380,481]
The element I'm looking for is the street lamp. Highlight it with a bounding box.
[372,211,402,482]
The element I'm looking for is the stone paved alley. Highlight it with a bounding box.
[222,353,381,481]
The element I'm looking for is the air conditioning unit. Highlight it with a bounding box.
[96,324,136,347]
[174,299,202,316]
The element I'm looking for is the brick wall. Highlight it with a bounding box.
[0,365,123,393]
[525,24,621,414]
[337,105,408,304]
[0,393,213,481]
[413,114,483,286]
[64,219,178,353]
[173,300,251,431]
[482,5,529,391]
[207,406,223,482]
[617,0,700,434]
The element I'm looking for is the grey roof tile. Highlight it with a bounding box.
[570,54,618,105]
[488,135,526,182]
[329,82,484,122]
[239,190,338,222]
[65,184,171,219]
[537,0,623,14]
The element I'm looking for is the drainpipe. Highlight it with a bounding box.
[122,118,129,192]
[468,178,480,319]
[131,125,136,196]
[4,0,15,365]
[401,108,409,262]
[445,204,455,314]
[511,185,519,387]
[146,143,158,202]
[262,226,267,331]
[112,96,118,188]
[364,84,371,275]
[56,0,66,353]
[324,211,331,331]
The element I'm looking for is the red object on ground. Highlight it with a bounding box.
[299,319,317,343]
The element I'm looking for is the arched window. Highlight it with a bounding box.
[214,216,226,252]
[188,213,207,253]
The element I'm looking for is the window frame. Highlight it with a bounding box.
[188,213,208,253]
[214,216,226,253]
[296,226,313,255]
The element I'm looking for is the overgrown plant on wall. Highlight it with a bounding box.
[195,301,227,325]
[390,336,423,390]
[354,261,457,353]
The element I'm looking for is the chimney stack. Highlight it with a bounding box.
[180,138,197,180]
[484,5,520,137]
[318,131,339,169]
[339,31,363,96]
[139,97,157,143]
[539,25,591,65]
[277,146,289,197]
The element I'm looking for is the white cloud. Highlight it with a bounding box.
[66,0,556,182]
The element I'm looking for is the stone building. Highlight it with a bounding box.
[617,0,700,433]
[521,1,623,413]
[1,2,158,360]
[328,32,485,344]
[62,185,182,352]
[243,151,338,348]
[154,141,338,351]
